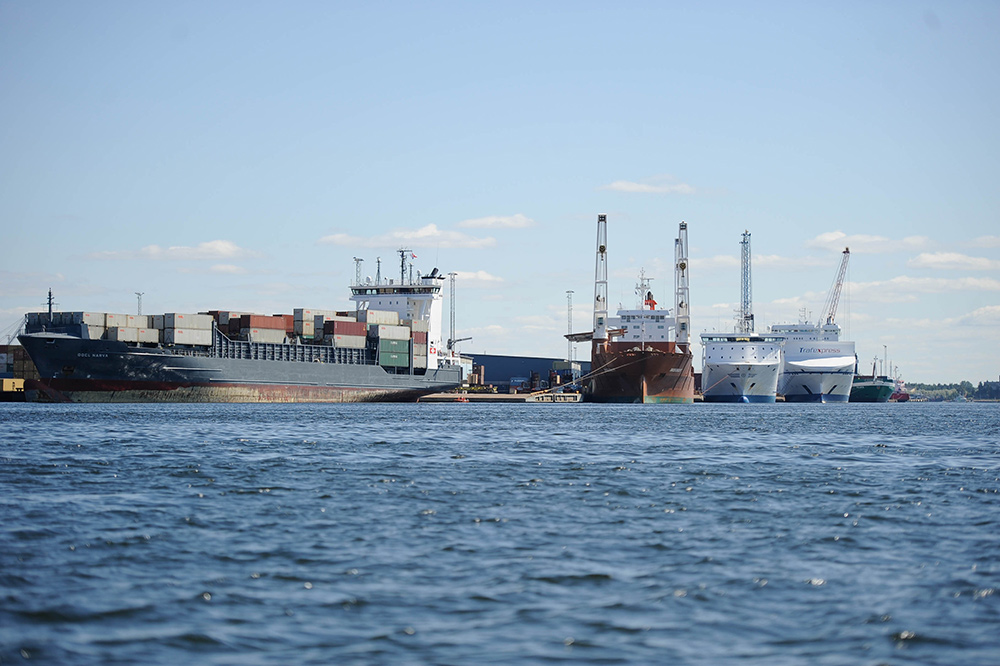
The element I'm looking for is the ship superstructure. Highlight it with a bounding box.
[700,231,783,403]
[17,252,462,403]
[584,215,694,404]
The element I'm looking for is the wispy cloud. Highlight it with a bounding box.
[959,304,1000,326]
[806,231,929,254]
[178,264,252,275]
[972,235,1000,248]
[693,254,828,271]
[454,270,504,286]
[849,275,1000,303]
[319,224,495,249]
[909,252,1000,271]
[89,240,258,261]
[456,214,534,229]
[598,174,695,195]
[691,255,740,270]
[0,270,66,298]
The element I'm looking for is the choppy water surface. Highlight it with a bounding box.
[1,402,998,665]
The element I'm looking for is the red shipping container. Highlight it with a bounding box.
[412,331,428,344]
[239,314,286,330]
[324,320,366,337]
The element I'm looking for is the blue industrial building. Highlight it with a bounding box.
[467,354,590,392]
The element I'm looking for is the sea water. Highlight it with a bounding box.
[1,402,998,665]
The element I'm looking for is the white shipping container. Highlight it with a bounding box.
[105,313,128,328]
[164,313,214,330]
[360,309,399,325]
[79,324,105,340]
[332,334,367,349]
[125,314,149,328]
[294,308,336,320]
[69,312,105,325]
[407,319,429,333]
[247,328,286,344]
[372,324,409,340]
[164,328,213,346]
[414,354,428,369]
[413,343,428,356]
[107,327,139,342]
[295,319,316,337]
[137,328,160,343]
[218,311,250,326]
[151,314,164,330]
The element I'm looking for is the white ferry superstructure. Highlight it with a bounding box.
[770,321,856,403]
[700,333,783,403]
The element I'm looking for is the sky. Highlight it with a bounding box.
[1,1,998,384]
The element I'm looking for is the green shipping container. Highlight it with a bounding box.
[379,351,410,368]
[378,339,410,353]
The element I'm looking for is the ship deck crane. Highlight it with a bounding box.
[819,247,850,326]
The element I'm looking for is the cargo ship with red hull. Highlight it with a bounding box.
[17,253,462,403]
[590,341,694,404]
[575,216,694,404]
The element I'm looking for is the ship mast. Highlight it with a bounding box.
[674,221,690,345]
[593,214,609,341]
[739,230,754,334]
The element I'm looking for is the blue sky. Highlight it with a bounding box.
[2,1,998,383]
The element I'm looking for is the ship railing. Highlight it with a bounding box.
[209,329,376,365]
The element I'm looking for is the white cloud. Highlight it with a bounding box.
[454,270,504,286]
[210,264,249,274]
[693,254,828,272]
[89,240,257,261]
[0,270,66,298]
[598,174,695,195]
[973,235,1000,248]
[958,304,1000,326]
[319,224,495,249]
[806,231,929,254]
[848,275,1000,303]
[513,314,561,331]
[456,214,534,229]
[908,252,1000,271]
[692,255,740,270]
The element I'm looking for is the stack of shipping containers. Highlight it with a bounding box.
[21,305,435,373]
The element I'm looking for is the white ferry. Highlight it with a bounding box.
[699,230,782,403]
[701,333,783,403]
[770,321,856,403]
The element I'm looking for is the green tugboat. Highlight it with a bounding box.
[850,357,895,403]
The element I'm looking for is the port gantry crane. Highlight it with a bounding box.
[739,230,754,334]
[819,247,851,327]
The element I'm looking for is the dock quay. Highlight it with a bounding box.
[419,392,582,403]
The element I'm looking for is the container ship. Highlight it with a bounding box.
[573,215,694,404]
[700,231,783,403]
[17,252,462,403]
